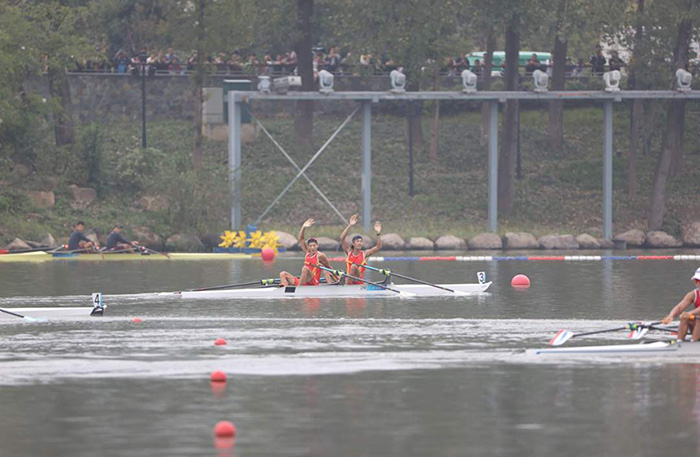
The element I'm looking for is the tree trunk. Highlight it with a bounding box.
[429,67,440,161]
[294,0,314,151]
[192,0,206,169]
[669,105,685,177]
[47,66,75,146]
[547,35,567,152]
[626,0,645,196]
[480,27,495,146]
[498,17,519,217]
[648,17,692,230]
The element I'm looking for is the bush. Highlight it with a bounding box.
[0,190,30,215]
[113,147,165,192]
[80,123,106,194]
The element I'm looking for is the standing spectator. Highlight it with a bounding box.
[608,50,624,72]
[244,53,259,75]
[187,50,198,71]
[227,52,242,73]
[169,56,182,74]
[113,49,129,74]
[473,59,483,75]
[572,58,585,77]
[590,45,606,75]
[455,53,469,72]
[525,53,541,74]
[326,46,341,73]
[165,47,178,64]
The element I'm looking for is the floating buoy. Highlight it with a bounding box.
[132,317,143,323]
[511,274,531,288]
[261,247,276,262]
[210,371,227,382]
[214,338,227,346]
[214,421,236,438]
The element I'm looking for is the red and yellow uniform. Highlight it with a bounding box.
[293,252,322,286]
[345,250,366,285]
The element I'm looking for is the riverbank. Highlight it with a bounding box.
[2,106,699,248]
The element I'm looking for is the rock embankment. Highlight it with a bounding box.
[4,226,700,253]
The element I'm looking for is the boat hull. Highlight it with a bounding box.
[0,307,103,320]
[173,281,492,299]
[526,340,700,356]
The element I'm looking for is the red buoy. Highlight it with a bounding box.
[214,421,237,438]
[210,371,227,382]
[261,247,276,262]
[214,338,227,346]
[511,274,531,288]
[132,317,143,323]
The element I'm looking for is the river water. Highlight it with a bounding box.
[1,250,700,456]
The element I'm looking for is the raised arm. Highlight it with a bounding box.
[364,221,382,257]
[339,214,358,254]
[661,291,696,324]
[298,218,314,253]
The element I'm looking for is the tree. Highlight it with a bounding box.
[648,1,697,230]
[22,2,91,146]
[294,0,315,151]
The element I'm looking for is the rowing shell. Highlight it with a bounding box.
[167,281,492,300]
[0,251,251,262]
[525,340,700,356]
[0,307,104,320]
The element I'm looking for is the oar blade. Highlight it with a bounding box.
[629,327,649,340]
[398,291,417,298]
[22,316,48,323]
[549,329,574,346]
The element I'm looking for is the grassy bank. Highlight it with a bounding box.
[1,103,699,245]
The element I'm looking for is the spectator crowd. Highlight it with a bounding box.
[69,43,639,80]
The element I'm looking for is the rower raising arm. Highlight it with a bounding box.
[279,218,337,287]
[339,214,382,285]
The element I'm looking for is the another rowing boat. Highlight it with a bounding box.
[0,251,251,262]
[165,280,492,300]
[0,306,103,320]
[525,340,700,356]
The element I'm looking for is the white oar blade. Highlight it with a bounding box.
[22,316,48,323]
[549,330,574,346]
[399,291,417,298]
[629,327,649,340]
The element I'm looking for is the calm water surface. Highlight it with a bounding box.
[1,250,700,456]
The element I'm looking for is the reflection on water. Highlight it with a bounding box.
[2,252,700,456]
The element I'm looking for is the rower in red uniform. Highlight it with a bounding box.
[660,267,700,341]
[339,214,382,285]
[279,218,336,287]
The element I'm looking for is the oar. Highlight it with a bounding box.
[189,278,280,292]
[0,246,56,255]
[550,322,661,346]
[0,307,47,323]
[311,264,415,297]
[142,246,171,259]
[351,262,469,296]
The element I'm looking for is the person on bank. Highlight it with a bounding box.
[339,214,382,285]
[279,218,337,287]
[660,268,700,341]
[105,225,140,252]
[67,221,99,251]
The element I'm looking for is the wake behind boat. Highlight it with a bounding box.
[169,280,492,300]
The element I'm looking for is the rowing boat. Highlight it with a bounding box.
[0,251,251,262]
[525,339,700,356]
[164,280,492,300]
[0,306,104,321]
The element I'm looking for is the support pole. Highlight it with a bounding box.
[141,63,147,148]
[228,92,242,229]
[488,101,499,232]
[362,101,372,232]
[603,101,613,239]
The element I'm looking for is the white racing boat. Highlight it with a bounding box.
[526,321,700,357]
[526,340,700,356]
[0,293,105,321]
[166,280,492,300]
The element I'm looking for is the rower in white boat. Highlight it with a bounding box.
[338,214,382,285]
[660,267,700,341]
[279,219,338,287]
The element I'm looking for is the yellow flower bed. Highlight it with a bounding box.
[219,230,281,252]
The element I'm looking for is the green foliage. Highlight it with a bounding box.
[113,147,165,192]
[80,123,105,193]
[0,190,30,215]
